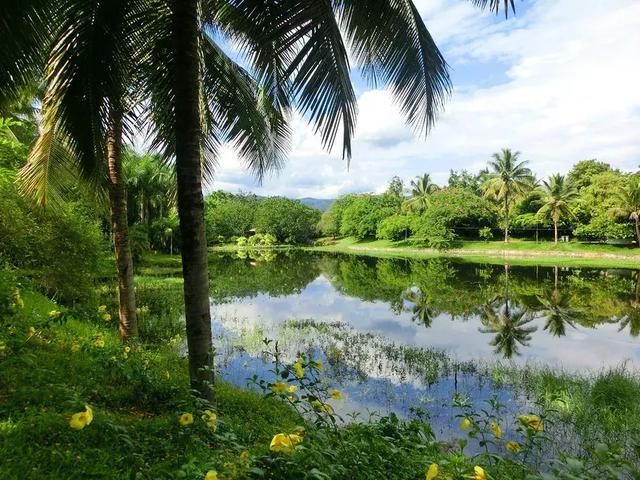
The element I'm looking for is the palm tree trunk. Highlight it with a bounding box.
[172,0,214,401]
[106,107,138,339]
[635,217,640,248]
[503,195,509,243]
[554,221,558,244]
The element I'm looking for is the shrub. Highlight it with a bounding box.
[376,215,413,241]
[236,236,248,247]
[479,226,494,242]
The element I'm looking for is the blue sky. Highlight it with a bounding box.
[211,0,640,199]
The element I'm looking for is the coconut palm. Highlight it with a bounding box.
[2,0,518,399]
[609,178,640,247]
[404,174,439,212]
[482,148,535,242]
[537,174,578,244]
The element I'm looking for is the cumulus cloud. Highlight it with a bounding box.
[209,0,640,198]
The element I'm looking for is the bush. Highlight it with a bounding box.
[479,226,494,242]
[0,267,21,318]
[376,215,413,241]
[254,197,321,244]
[415,217,455,249]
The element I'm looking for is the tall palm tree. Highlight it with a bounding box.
[482,148,535,242]
[404,174,439,212]
[610,178,640,248]
[2,0,518,399]
[537,174,578,244]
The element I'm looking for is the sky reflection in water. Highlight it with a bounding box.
[209,251,640,431]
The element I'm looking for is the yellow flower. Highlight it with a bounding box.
[329,389,342,400]
[240,450,250,462]
[48,310,61,319]
[94,338,105,348]
[314,360,323,371]
[491,422,502,439]
[179,413,194,426]
[506,441,522,453]
[28,326,36,337]
[204,470,219,480]
[70,342,80,353]
[287,385,297,393]
[310,400,323,411]
[322,403,334,414]
[202,410,217,431]
[293,361,304,378]
[124,346,131,353]
[272,381,288,393]
[11,289,24,309]
[472,466,486,480]
[102,313,112,322]
[460,417,472,431]
[518,414,543,431]
[69,405,93,430]
[98,305,107,313]
[426,463,439,480]
[270,433,303,454]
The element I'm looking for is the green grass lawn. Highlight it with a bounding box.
[311,237,640,268]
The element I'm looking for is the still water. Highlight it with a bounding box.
[206,250,640,433]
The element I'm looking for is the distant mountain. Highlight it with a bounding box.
[298,197,335,211]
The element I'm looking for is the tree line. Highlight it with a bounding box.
[319,150,640,248]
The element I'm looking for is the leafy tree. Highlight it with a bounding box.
[404,174,439,212]
[340,194,400,239]
[319,194,359,238]
[386,176,405,199]
[537,174,578,244]
[482,148,535,242]
[377,215,413,241]
[609,178,640,247]
[413,188,498,240]
[448,169,482,195]
[204,193,257,242]
[254,197,320,244]
[567,159,614,190]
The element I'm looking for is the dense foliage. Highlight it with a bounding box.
[204,192,321,245]
[320,156,640,247]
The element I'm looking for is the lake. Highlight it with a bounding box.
[206,250,640,436]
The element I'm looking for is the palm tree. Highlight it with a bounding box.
[610,178,640,247]
[2,0,518,399]
[482,148,535,242]
[404,174,439,212]
[619,271,640,337]
[537,174,578,244]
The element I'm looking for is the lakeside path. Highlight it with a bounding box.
[308,242,640,268]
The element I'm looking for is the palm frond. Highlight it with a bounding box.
[200,35,290,182]
[216,0,356,158]
[337,0,451,136]
[469,0,516,18]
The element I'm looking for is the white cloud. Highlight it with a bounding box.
[210,0,640,198]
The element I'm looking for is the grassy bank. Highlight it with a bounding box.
[310,237,640,268]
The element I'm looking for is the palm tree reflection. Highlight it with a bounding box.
[403,285,438,328]
[619,271,640,337]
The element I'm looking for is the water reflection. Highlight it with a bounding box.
[208,251,640,368]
